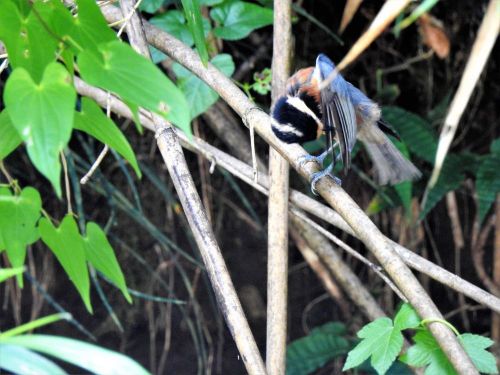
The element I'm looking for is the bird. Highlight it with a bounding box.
[271,53,421,193]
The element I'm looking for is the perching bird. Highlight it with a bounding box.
[271,54,421,192]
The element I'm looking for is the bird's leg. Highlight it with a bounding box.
[310,158,342,195]
[297,141,338,168]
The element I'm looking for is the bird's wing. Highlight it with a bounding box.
[319,81,357,173]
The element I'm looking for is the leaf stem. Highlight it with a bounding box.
[421,318,460,336]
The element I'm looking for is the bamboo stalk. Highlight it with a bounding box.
[266,1,292,374]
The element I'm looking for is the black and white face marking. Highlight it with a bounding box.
[271,95,322,144]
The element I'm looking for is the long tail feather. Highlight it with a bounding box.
[360,126,421,185]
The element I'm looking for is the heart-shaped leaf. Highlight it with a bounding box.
[0,110,22,160]
[39,216,92,313]
[0,187,41,286]
[74,98,141,178]
[78,41,190,137]
[83,222,132,303]
[4,63,76,196]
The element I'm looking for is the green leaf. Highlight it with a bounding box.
[0,1,58,82]
[83,222,132,303]
[173,53,235,118]
[382,106,437,163]
[4,63,76,196]
[181,0,209,65]
[393,303,420,331]
[0,110,22,160]
[400,330,456,375]
[476,139,500,222]
[1,335,150,375]
[420,153,478,219]
[392,141,413,216]
[0,344,67,375]
[199,0,224,5]
[210,1,273,40]
[343,318,404,375]
[39,216,92,313]
[150,10,211,47]
[0,187,41,286]
[140,0,168,13]
[286,322,349,375]
[460,334,498,374]
[0,267,25,283]
[74,98,141,178]
[78,40,191,136]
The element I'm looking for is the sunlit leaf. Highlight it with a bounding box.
[0,187,41,286]
[0,344,67,375]
[0,267,25,283]
[83,222,132,303]
[181,0,209,65]
[39,215,92,313]
[460,334,498,374]
[4,63,76,196]
[0,110,22,160]
[1,335,150,375]
[78,40,191,137]
[0,1,58,82]
[74,98,141,178]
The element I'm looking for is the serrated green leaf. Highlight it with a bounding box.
[150,10,211,47]
[0,344,67,375]
[393,303,420,331]
[1,335,150,375]
[78,40,190,137]
[343,318,404,374]
[74,98,141,178]
[0,110,22,160]
[400,330,455,375]
[0,2,58,83]
[83,222,132,303]
[460,334,498,374]
[210,1,273,40]
[181,0,209,65]
[0,187,41,286]
[39,216,92,313]
[476,140,500,222]
[173,53,235,118]
[286,322,349,375]
[4,63,76,196]
[382,106,437,163]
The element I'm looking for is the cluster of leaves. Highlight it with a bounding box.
[145,0,273,117]
[0,186,131,312]
[285,304,497,375]
[365,105,499,223]
[240,67,273,99]
[0,0,189,195]
[0,268,149,375]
